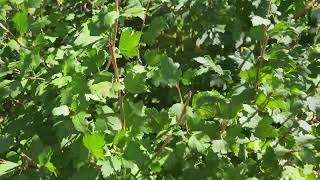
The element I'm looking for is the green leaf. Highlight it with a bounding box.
[12,9,28,34]
[306,96,320,113]
[143,50,165,66]
[125,100,146,136]
[51,76,72,88]
[83,133,105,159]
[97,156,122,178]
[142,17,167,45]
[266,99,287,110]
[124,141,149,167]
[38,147,57,176]
[211,140,228,154]
[31,16,51,30]
[124,65,147,94]
[97,160,114,178]
[113,129,126,146]
[89,81,118,100]
[104,11,119,28]
[255,118,278,140]
[188,132,211,153]
[52,105,70,116]
[31,51,41,69]
[110,156,121,172]
[122,6,145,20]
[192,91,224,119]
[88,7,119,35]
[251,15,271,26]
[74,24,101,46]
[72,112,90,133]
[169,103,193,124]
[153,56,181,87]
[0,160,19,176]
[194,56,224,75]
[119,27,142,59]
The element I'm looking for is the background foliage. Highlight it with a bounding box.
[1,0,320,179]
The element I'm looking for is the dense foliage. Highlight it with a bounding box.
[1,0,320,179]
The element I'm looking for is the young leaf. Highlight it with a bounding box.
[119,28,142,59]
[12,9,28,34]
[83,133,105,159]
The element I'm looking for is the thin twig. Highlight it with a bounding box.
[175,84,183,104]
[133,92,192,178]
[158,91,192,154]
[108,0,125,129]
[255,1,271,92]
[240,92,272,126]
[176,91,192,125]
[255,27,269,91]
[136,0,150,64]
[25,76,45,81]
[0,22,30,49]
[21,152,39,170]
[0,22,15,37]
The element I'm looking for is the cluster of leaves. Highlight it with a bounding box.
[0,0,320,179]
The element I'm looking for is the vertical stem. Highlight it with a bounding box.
[255,1,271,92]
[255,26,269,91]
[175,84,183,104]
[108,0,125,129]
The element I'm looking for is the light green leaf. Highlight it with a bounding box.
[122,6,145,20]
[51,76,72,88]
[188,132,211,153]
[72,112,91,133]
[194,56,224,75]
[104,11,119,27]
[83,133,105,159]
[12,9,28,34]
[119,27,142,59]
[38,147,57,176]
[306,96,320,113]
[251,15,271,26]
[52,105,70,116]
[90,81,117,100]
[266,99,287,110]
[169,103,194,124]
[74,24,101,46]
[110,156,121,172]
[97,160,114,178]
[0,160,19,176]
[211,140,228,154]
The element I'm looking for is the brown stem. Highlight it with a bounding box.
[156,91,192,154]
[0,22,30,49]
[255,26,269,92]
[108,0,125,129]
[255,1,271,92]
[241,92,272,126]
[133,92,192,177]
[176,91,192,124]
[21,152,39,170]
[175,84,183,104]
